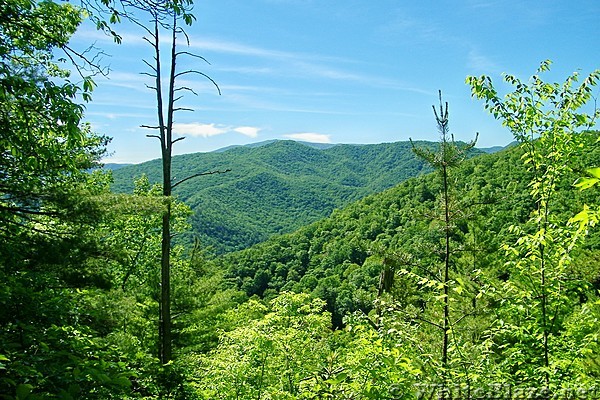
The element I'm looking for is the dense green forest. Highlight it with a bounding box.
[1,0,600,399]
[111,140,454,254]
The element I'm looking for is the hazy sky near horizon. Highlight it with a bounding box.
[71,0,600,164]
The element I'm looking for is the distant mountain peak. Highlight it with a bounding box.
[213,139,337,153]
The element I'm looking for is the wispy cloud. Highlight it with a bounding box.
[233,126,260,138]
[75,23,428,94]
[466,49,503,74]
[93,71,151,92]
[172,122,262,138]
[72,24,149,47]
[191,39,384,88]
[85,111,150,119]
[376,10,447,45]
[220,92,353,115]
[173,122,227,137]
[283,132,331,143]
[217,66,275,75]
[189,36,351,64]
[466,0,503,9]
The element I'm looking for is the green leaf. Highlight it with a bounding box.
[111,375,132,387]
[587,167,600,179]
[452,286,463,295]
[574,177,599,190]
[16,384,33,400]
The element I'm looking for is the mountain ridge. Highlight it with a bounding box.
[112,139,486,253]
[216,138,600,325]
[104,139,508,168]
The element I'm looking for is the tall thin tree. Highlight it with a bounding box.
[410,90,477,397]
[130,1,221,364]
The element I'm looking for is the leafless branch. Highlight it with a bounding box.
[173,70,221,95]
[176,51,211,65]
[142,59,158,72]
[171,169,231,190]
[142,36,157,48]
[174,86,198,96]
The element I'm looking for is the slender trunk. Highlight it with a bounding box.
[158,124,172,364]
[160,201,171,364]
[539,196,550,388]
[159,94,172,364]
[540,244,549,387]
[149,16,171,364]
[145,4,221,366]
[441,162,450,399]
[158,12,179,367]
[533,147,550,389]
[150,11,175,364]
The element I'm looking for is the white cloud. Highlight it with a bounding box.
[172,122,227,137]
[171,122,262,139]
[233,126,260,138]
[283,132,332,143]
[467,49,502,74]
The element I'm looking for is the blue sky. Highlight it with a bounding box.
[71,0,600,164]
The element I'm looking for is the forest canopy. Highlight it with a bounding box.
[1,0,600,398]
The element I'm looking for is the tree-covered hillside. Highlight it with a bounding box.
[112,140,483,253]
[3,0,600,395]
[217,134,600,326]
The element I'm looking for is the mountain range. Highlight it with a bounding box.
[214,136,600,326]
[110,140,488,253]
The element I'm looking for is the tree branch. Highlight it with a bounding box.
[175,51,211,65]
[142,59,158,72]
[174,86,198,96]
[171,169,231,190]
[173,70,221,95]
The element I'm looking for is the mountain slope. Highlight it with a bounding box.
[216,138,600,326]
[112,140,476,253]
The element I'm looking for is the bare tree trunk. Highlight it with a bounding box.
[160,202,171,364]
[138,5,221,366]
[158,12,178,366]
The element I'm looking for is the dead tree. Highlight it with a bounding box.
[131,1,222,364]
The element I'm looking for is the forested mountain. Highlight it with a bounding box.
[103,163,133,171]
[216,135,600,326]
[183,130,600,398]
[3,0,600,396]
[112,140,484,253]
